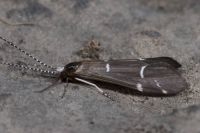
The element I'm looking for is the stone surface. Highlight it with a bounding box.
[0,0,199,133]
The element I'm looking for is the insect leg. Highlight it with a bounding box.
[75,78,113,100]
[60,78,69,99]
[34,78,60,93]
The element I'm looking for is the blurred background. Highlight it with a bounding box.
[0,0,199,133]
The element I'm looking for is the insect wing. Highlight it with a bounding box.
[74,57,187,95]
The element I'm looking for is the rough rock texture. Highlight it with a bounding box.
[0,0,199,133]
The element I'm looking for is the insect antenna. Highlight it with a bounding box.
[0,36,56,69]
[0,61,57,75]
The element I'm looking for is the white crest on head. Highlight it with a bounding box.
[56,66,64,72]
[106,63,110,72]
[136,83,143,92]
[140,65,147,78]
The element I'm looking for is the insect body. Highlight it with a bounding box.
[0,36,187,99]
[60,57,187,96]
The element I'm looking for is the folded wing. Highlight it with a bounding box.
[74,57,187,95]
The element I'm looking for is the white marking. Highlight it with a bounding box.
[136,83,143,92]
[75,78,103,93]
[106,63,110,72]
[154,80,167,94]
[140,65,147,78]
[56,67,64,72]
[162,89,168,94]
[154,80,161,88]
[139,58,145,60]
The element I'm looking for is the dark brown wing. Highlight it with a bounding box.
[74,57,187,95]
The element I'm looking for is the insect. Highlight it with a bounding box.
[0,36,187,99]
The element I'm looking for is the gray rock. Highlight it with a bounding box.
[0,0,199,132]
